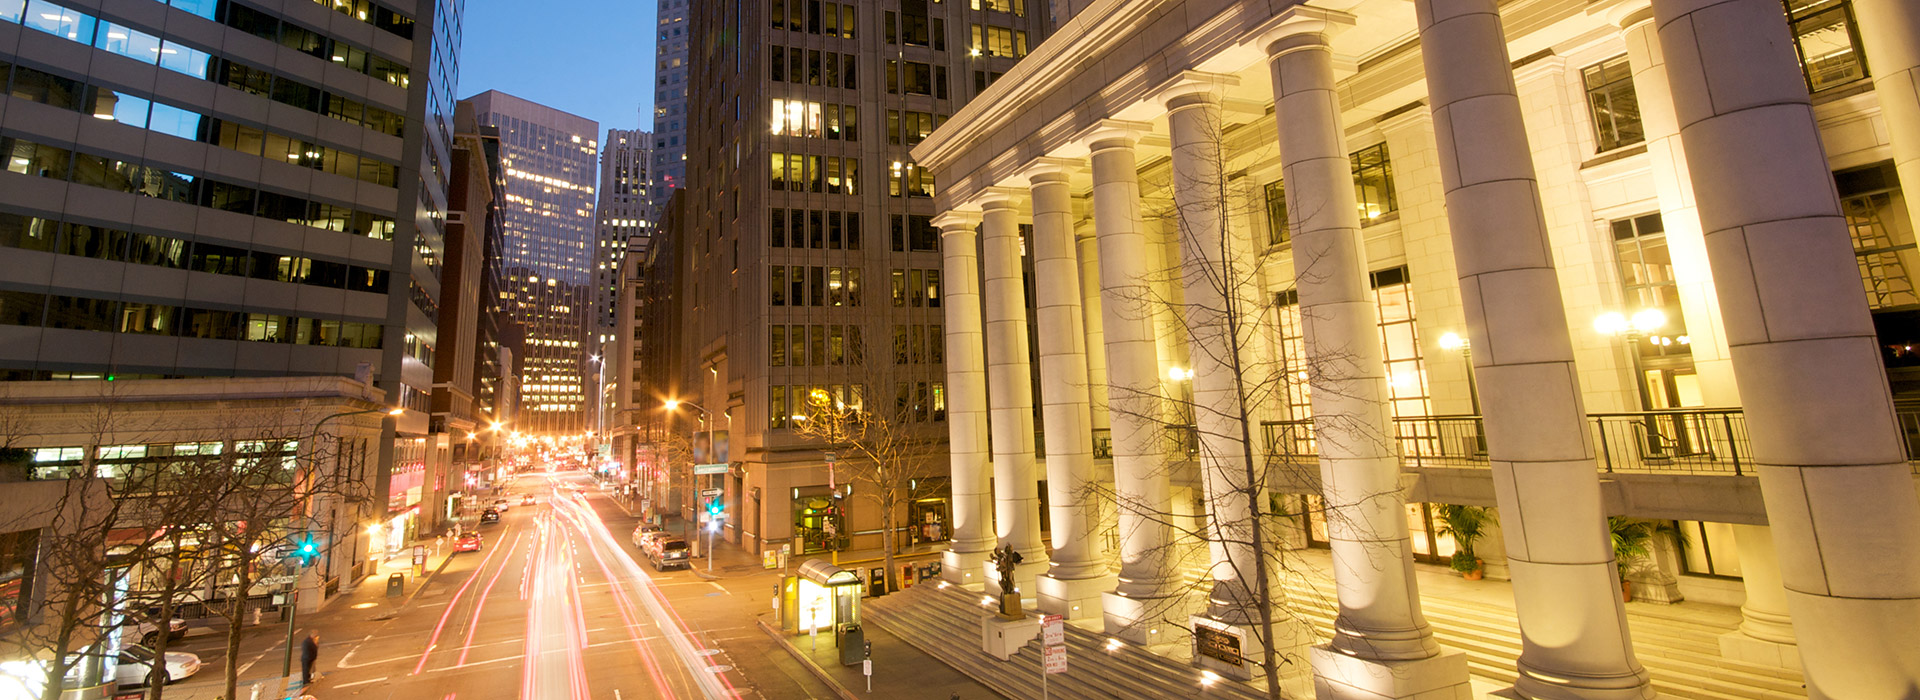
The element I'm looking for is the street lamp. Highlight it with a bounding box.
[1594,308,1668,411]
[1437,332,1487,455]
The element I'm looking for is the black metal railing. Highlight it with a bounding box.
[1167,424,1199,457]
[1592,409,1747,474]
[1091,428,1113,459]
[1394,415,1488,469]
[1261,419,1317,464]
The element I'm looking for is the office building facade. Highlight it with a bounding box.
[650,0,688,213]
[676,0,1048,558]
[466,90,597,437]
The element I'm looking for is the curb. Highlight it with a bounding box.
[755,617,862,700]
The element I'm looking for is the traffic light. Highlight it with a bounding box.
[706,497,724,519]
[294,534,320,567]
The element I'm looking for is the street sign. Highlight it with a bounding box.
[701,488,724,497]
[823,452,836,463]
[1042,615,1064,646]
[694,463,728,475]
[1043,644,1068,674]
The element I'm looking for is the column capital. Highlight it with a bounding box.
[1073,119,1154,154]
[932,210,983,234]
[1586,0,1653,30]
[1153,70,1240,111]
[1016,157,1086,186]
[1255,5,1357,56]
[971,186,1027,212]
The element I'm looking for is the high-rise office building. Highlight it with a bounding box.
[0,0,464,582]
[594,128,651,434]
[649,0,689,212]
[676,1,1049,555]
[465,90,598,436]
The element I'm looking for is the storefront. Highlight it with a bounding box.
[791,487,847,555]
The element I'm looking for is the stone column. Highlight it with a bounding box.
[1161,75,1266,630]
[1264,17,1471,698]
[1653,0,1920,695]
[1614,1,1800,666]
[978,189,1050,593]
[1853,0,1920,238]
[1085,122,1181,644]
[934,210,996,587]
[1077,227,1111,436]
[1024,160,1115,620]
[1414,0,1656,697]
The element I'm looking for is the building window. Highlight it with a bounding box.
[1350,144,1397,222]
[1583,55,1643,153]
[1611,212,1698,408]
[1264,180,1289,246]
[769,386,788,429]
[770,325,787,365]
[1676,520,1743,578]
[1784,0,1868,93]
[1838,162,1920,310]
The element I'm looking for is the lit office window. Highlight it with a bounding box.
[1784,0,1868,93]
[1583,55,1643,153]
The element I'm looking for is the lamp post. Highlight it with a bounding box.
[283,405,401,681]
[1593,308,1668,412]
[1437,332,1487,455]
[664,399,719,568]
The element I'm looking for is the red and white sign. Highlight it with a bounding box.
[1042,615,1064,647]
[1043,644,1068,674]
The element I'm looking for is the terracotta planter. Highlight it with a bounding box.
[1462,560,1484,581]
[1621,580,1634,603]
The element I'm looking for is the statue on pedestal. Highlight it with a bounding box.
[990,544,1023,618]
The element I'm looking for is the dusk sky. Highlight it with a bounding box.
[457,0,659,136]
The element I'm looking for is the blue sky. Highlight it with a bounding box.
[456,0,658,135]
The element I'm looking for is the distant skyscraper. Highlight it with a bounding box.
[594,128,653,431]
[466,90,599,435]
[595,129,654,337]
[650,0,690,211]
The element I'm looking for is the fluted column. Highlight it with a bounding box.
[1415,0,1655,697]
[1161,75,1266,628]
[1854,0,1920,244]
[1024,161,1114,618]
[1614,2,1801,668]
[978,189,1049,593]
[934,210,995,587]
[1085,122,1181,644]
[1653,0,1920,695]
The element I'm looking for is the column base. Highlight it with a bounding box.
[1718,629,1801,670]
[981,613,1044,661]
[1037,572,1115,621]
[1101,589,1191,646]
[984,559,1048,598]
[1311,646,1472,700]
[943,548,991,588]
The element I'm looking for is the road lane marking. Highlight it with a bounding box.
[332,676,388,688]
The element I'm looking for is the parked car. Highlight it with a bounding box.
[115,644,200,687]
[123,615,188,647]
[480,508,500,524]
[454,533,482,553]
[647,538,690,570]
[631,524,665,549]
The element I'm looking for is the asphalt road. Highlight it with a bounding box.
[156,470,832,700]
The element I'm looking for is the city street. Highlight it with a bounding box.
[154,471,831,700]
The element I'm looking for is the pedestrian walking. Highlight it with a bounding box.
[299,632,320,686]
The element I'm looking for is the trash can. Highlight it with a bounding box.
[837,623,865,666]
[386,572,405,598]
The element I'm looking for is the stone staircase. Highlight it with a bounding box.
[866,570,1809,700]
[1265,573,1808,700]
[864,583,1267,700]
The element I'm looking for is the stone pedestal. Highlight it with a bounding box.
[1101,590,1186,646]
[1311,647,1473,700]
[943,548,990,588]
[1037,572,1115,621]
[981,615,1043,661]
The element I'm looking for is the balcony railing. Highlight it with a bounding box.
[1263,408,1920,476]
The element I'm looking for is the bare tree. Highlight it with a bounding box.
[788,378,946,592]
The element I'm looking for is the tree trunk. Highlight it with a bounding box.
[222,562,257,700]
[881,494,898,593]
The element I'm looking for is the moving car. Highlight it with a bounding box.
[521,494,536,506]
[115,645,201,687]
[647,538,690,570]
[480,508,500,524]
[454,532,482,552]
[491,498,511,512]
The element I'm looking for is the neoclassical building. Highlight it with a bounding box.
[912,0,1920,697]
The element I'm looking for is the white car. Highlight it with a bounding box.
[124,616,188,646]
[115,645,200,687]
[631,525,665,549]
[491,498,511,512]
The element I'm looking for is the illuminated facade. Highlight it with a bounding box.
[466,90,599,435]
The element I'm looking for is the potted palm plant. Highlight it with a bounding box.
[1609,517,1682,602]
[1436,505,1495,580]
